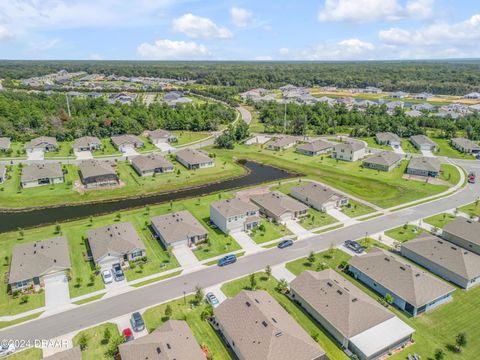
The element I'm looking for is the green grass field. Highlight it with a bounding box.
[4,348,42,360]
[401,139,421,154]
[440,164,462,185]
[384,225,423,242]
[359,137,391,150]
[44,141,75,159]
[172,131,212,147]
[218,145,454,208]
[72,323,120,360]
[423,213,457,229]
[250,219,292,244]
[341,199,376,217]
[299,208,338,230]
[459,202,480,217]
[433,138,475,159]
[0,142,27,159]
[92,139,122,157]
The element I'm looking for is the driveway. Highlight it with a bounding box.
[155,143,175,152]
[230,231,259,253]
[122,148,139,157]
[271,264,296,283]
[74,150,93,160]
[112,313,148,339]
[421,149,435,157]
[172,245,202,269]
[392,146,405,155]
[204,284,227,305]
[27,149,44,161]
[327,208,359,225]
[285,220,311,239]
[44,272,70,308]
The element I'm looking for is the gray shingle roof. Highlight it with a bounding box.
[118,320,204,360]
[349,248,455,307]
[87,222,145,263]
[290,270,395,338]
[151,211,208,246]
[0,137,11,150]
[131,154,174,173]
[402,233,480,280]
[9,237,71,284]
[147,129,175,141]
[443,217,480,248]
[25,136,57,150]
[410,135,437,147]
[375,132,401,143]
[363,151,403,167]
[407,156,441,173]
[111,134,143,148]
[211,198,259,218]
[79,160,116,179]
[333,141,365,152]
[267,136,296,148]
[290,182,345,205]
[72,136,102,150]
[250,191,308,218]
[214,290,326,360]
[175,148,213,166]
[451,138,480,152]
[21,163,63,183]
[296,139,333,153]
[43,346,82,360]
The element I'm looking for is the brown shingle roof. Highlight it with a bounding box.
[267,136,296,148]
[451,138,480,151]
[151,211,208,246]
[175,148,213,166]
[363,151,403,167]
[43,346,82,360]
[250,191,308,218]
[21,163,63,183]
[407,156,441,173]
[214,290,326,360]
[375,132,401,143]
[296,139,333,153]
[443,217,480,248]
[210,198,259,218]
[131,154,174,173]
[25,136,58,150]
[290,182,346,205]
[72,136,102,150]
[111,134,143,148]
[333,142,365,152]
[79,160,116,179]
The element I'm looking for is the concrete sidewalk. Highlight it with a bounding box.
[327,208,358,225]
[271,264,296,283]
[285,220,311,239]
[231,231,260,253]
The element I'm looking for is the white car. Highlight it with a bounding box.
[102,269,113,284]
[0,344,15,357]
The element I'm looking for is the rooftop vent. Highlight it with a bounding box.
[336,290,343,295]
[275,332,283,337]
[352,298,358,303]
[384,258,390,262]
[166,343,171,350]
[400,266,406,271]
[246,301,251,307]
[271,318,277,323]
[156,347,161,354]
[327,282,333,287]
[262,321,268,327]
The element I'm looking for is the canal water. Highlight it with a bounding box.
[0,161,296,233]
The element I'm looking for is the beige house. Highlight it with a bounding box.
[21,163,64,188]
[0,164,5,183]
[213,290,327,360]
[410,135,438,151]
[111,135,144,152]
[79,160,119,189]
[402,233,480,289]
[118,320,204,360]
[451,138,480,154]
[375,132,401,147]
[296,139,333,156]
[72,136,102,152]
[362,151,403,172]
[151,210,208,248]
[406,156,441,177]
[9,237,71,291]
[290,270,414,360]
[25,136,58,153]
[266,136,297,151]
[131,154,174,176]
[290,182,348,211]
[146,129,177,144]
[332,142,366,162]
[210,198,260,234]
[442,217,480,255]
[175,148,214,170]
[250,191,308,222]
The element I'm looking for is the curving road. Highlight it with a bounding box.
[1,159,478,343]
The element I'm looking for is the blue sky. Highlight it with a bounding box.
[0,0,479,60]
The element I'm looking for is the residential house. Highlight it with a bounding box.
[296,139,333,156]
[361,86,382,94]
[375,132,401,147]
[43,347,82,360]
[349,248,455,316]
[213,290,327,360]
[390,91,408,98]
[146,129,177,145]
[111,135,144,152]
[250,191,308,222]
[451,138,480,154]
[412,103,435,112]
[290,270,414,360]
[108,93,136,105]
[25,136,58,153]
[21,163,64,188]
[362,151,403,172]
[72,136,102,152]
[410,135,438,151]
[0,165,5,183]
[118,320,205,360]
[266,136,297,151]
[406,156,441,177]
[332,142,366,162]
[405,110,423,118]
[151,210,209,248]
[290,182,348,211]
[442,217,480,255]
[9,237,71,291]
[210,198,260,234]
[86,222,145,267]
[79,160,119,189]
[131,154,174,177]
[175,148,214,170]
[401,233,480,289]
[412,92,433,101]
[0,137,11,151]
[386,101,404,112]
[464,92,480,99]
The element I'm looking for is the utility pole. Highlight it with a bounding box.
[283,102,287,133]
[65,93,71,117]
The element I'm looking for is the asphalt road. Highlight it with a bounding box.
[1,160,478,343]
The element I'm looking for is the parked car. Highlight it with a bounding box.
[122,328,134,342]
[101,269,113,284]
[205,292,220,307]
[344,240,365,254]
[0,344,15,357]
[130,312,145,332]
[468,172,476,184]
[277,239,294,249]
[218,254,237,266]
[112,263,125,281]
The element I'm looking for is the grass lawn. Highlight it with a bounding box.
[359,137,391,150]
[0,142,27,159]
[44,141,75,159]
[217,145,453,208]
[434,138,475,159]
[384,225,423,242]
[92,139,122,157]
[243,106,265,133]
[220,271,349,360]
[4,348,42,360]
[341,199,376,217]
[459,202,480,217]
[72,294,105,305]
[143,295,233,360]
[172,131,211,147]
[299,208,338,230]
[285,248,351,275]
[250,219,292,244]
[401,139,421,154]
[137,136,157,153]
[440,164,462,186]
[130,270,182,288]
[72,323,120,360]
[0,311,43,330]
[0,151,245,209]
[314,224,344,234]
[423,213,457,229]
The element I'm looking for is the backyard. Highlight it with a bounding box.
[72,323,120,360]
[359,137,391,150]
[172,130,212,147]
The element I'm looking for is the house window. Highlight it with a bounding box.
[131,251,143,258]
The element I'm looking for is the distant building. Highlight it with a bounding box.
[412,103,435,112]
[442,217,480,255]
[332,142,366,162]
[405,110,423,118]
[402,233,480,289]
[131,154,174,176]
[450,138,480,154]
[21,163,64,188]
[72,136,102,152]
[266,136,297,151]
[0,137,11,152]
[390,91,408,98]
[349,248,455,316]
[25,136,58,153]
[213,290,327,360]
[79,160,119,189]
[362,151,403,172]
[290,182,348,211]
[406,156,441,177]
[464,92,480,99]
[361,86,382,94]
[111,135,144,152]
[210,198,260,234]
[175,148,214,170]
[146,129,177,144]
[412,92,433,101]
[250,191,308,222]
[410,135,438,151]
[296,140,333,156]
[375,132,401,147]
[290,270,414,360]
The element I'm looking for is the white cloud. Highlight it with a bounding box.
[318,0,434,23]
[230,7,253,27]
[137,38,210,60]
[279,47,290,55]
[89,53,104,60]
[172,13,232,39]
[338,38,375,53]
[0,25,13,40]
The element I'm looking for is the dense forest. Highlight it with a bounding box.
[0,92,236,140]
[1,60,480,95]
[255,102,480,140]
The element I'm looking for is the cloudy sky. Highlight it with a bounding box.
[0,0,479,60]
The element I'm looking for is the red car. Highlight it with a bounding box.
[468,172,476,184]
[122,328,134,342]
